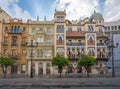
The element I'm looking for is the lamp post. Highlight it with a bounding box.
[108,34,119,77]
[26,40,38,78]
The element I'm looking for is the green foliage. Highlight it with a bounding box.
[0,56,14,78]
[51,54,70,77]
[78,55,96,67]
[51,54,70,67]
[77,55,96,77]
[0,56,14,67]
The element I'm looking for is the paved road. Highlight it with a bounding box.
[0,77,120,89]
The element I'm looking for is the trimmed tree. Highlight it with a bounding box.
[77,55,96,77]
[0,56,14,78]
[51,54,70,77]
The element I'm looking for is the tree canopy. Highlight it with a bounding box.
[78,55,96,67]
[51,54,70,77]
[77,55,96,77]
[0,56,14,78]
[52,54,70,67]
[0,56,14,67]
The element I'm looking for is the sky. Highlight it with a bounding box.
[0,0,120,22]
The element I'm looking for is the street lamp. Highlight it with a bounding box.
[26,40,38,78]
[108,35,119,77]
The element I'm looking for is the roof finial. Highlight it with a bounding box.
[94,4,96,13]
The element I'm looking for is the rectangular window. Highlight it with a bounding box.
[22,49,26,56]
[37,49,43,57]
[23,27,26,32]
[12,49,17,55]
[21,64,26,73]
[111,26,114,30]
[68,26,72,33]
[12,36,17,46]
[56,25,64,33]
[118,26,120,30]
[29,49,32,57]
[68,40,72,45]
[98,27,102,32]
[77,27,82,32]
[21,38,26,45]
[46,38,51,44]
[5,27,8,32]
[57,16,64,22]
[108,26,110,30]
[47,29,51,33]
[104,27,107,31]
[115,26,117,30]
[88,25,94,31]
[4,49,8,55]
[4,38,8,45]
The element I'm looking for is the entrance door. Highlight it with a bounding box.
[11,65,17,74]
[46,63,51,74]
[38,63,43,75]
[68,64,73,73]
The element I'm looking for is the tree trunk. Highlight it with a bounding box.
[86,66,89,78]
[59,66,63,77]
[3,66,7,78]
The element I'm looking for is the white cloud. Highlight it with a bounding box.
[53,0,99,21]
[104,0,120,21]
[53,0,120,22]
[13,4,33,21]
[0,0,33,21]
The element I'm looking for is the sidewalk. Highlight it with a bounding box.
[0,77,120,89]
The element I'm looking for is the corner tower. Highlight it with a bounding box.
[54,10,66,57]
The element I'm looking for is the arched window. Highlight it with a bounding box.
[90,37,93,40]
[37,37,43,43]
[18,26,20,32]
[59,36,62,43]
[15,26,17,33]
[12,26,14,33]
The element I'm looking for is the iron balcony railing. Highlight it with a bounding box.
[2,42,8,46]
[66,42,85,46]
[97,43,106,46]
[11,43,17,46]
[9,55,18,59]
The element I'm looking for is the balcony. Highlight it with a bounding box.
[66,42,85,46]
[97,33,109,39]
[2,42,8,46]
[11,43,17,46]
[67,54,81,60]
[36,30,45,34]
[97,43,106,46]
[96,54,109,61]
[66,31,85,38]
[9,55,19,59]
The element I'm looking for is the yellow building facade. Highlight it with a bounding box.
[27,17,54,75]
[1,19,28,75]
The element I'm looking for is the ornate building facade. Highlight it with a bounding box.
[54,10,109,74]
[27,17,54,75]
[1,19,28,75]
[0,8,111,76]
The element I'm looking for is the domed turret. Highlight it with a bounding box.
[89,12,103,21]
